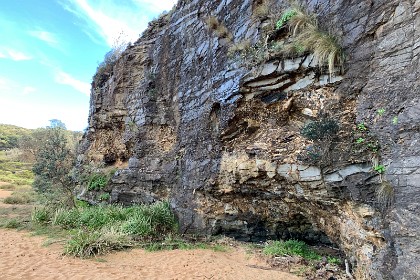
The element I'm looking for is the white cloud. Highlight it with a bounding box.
[0,49,32,61]
[55,71,91,96]
[61,0,177,46]
[29,30,59,46]
[0,77,12,91]
[22,86,36,95]
[0,76,36,96]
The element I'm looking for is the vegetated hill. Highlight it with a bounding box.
[0,124,32,150]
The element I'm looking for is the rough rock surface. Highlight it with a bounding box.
[77,0,420,279]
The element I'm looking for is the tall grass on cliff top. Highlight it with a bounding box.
[32,201,178,258]
[278,4,344,76]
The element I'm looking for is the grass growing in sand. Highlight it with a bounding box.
[30,201,179,257]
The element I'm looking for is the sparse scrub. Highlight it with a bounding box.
[92,37,127,88]
[0,183,16,190]
[3,191,35,204]
[1,218,22,229]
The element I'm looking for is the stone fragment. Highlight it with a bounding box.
[260,61,279,76]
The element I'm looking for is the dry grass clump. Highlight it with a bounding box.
[273,4,343,76]
[296,26,344,76]
[376,181,394,208]
[287,6,317,35]
[228,39,252,56]
[205,16,233,42]
[253,0,270,19]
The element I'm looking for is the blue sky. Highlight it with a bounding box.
[0,0,177,131]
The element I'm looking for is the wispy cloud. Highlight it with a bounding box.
[61,0,177,46]
[29,30,59,47]
[55,70,90,96]
[0,76,36,96]
[0,49,32,61]
[22,86,36,95]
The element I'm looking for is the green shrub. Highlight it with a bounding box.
[263,239,321,260]
[87,173,109,191]
[121,202,177,237]
[301,119,339,141]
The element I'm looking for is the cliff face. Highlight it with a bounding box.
[78,0,420,279]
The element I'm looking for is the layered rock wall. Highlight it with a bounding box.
[78,0,420,279]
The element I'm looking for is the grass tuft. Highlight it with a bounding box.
[31,207,52,225]
[263,239,321,261]
[205,16,233,42]
[1,218,22,229]
[64,227,131,258]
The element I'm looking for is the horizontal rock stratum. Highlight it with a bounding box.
[77,0,420,279]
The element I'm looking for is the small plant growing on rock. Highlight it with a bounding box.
[301,118,339,141]
[356,137,365,144]
[276,9,298,29]
[377,108,385,116]
[253,0,271,19]
[205,16,233,42]
[99,193,111,201]
[87,173,109,191]
[357,122,367,131]
[374,164,386,174]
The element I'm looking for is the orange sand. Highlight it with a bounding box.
[0,185,300,280]
[0,230,300,280]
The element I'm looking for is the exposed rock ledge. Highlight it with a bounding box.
[77,0,420,279]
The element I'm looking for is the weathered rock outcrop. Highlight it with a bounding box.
[78,0,420,279]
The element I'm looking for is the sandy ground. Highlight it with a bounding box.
[0,185,300,280]
[0,188,13,198]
